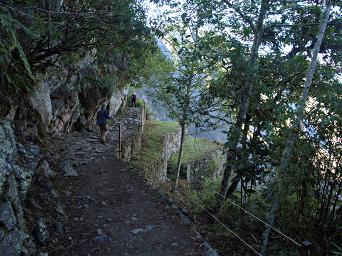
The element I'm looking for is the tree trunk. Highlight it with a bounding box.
[173,123,186,191]
[260,2,332,255]
[214,0,270,216]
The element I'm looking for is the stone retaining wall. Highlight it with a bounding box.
[141,128,181,185]
[116,106,146,161]
[183,149,225,188]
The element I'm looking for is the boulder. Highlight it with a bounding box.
[109,87,125,116]
[30,82,53,133]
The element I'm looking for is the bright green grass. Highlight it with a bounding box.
[135,120,179,164]
[169,136,222,170]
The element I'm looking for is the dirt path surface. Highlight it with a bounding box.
[47,114,206,255]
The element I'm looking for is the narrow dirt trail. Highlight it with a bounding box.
[47,117,206,255]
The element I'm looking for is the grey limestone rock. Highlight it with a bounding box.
[34,218,49,245]
[0,201,17,230]
[37,160,54,179]
[0,228,5,241]
[60,161,78,177]
[0,229,29,256]
[0,161,10,195]
[4,175,26,229]
[0,121,17,162]
[131,224,156,235]
[12,165,35,201]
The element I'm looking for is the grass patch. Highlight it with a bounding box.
[134,120,179,165]
[169,136,222,170]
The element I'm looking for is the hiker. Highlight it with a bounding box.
[96,104,110,143]
[131,92,137,107]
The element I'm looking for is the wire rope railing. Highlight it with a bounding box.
[188,194,263,256]
[214,192,301,247]
[188,180,313,256]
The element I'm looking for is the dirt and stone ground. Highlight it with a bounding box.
[45,109,208,256]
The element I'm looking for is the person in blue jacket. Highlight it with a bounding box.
[96,104,110,143]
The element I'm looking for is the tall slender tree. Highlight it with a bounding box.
[260,1,333,254]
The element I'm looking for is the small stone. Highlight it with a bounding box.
[55,222,64,234]
[61,161,78,177]
[97,229,103,235]
[30,199,42,210]
[50,189,58,198]
[56,204,65,215]
[130,228,147,235]
[37,253,49,256]
[131,225,155,235]
[85,195,96,202]
[34,218,49,245]
[131,217,138,221]
[145,225,155,231]
[93,235,108,242]
[171,242,178,247]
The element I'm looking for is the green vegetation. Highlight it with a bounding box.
[169,136,222,171]
[134,120,179,165]
[149,0,341,255]
[0,0,155,115]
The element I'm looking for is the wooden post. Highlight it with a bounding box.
[299,241,313,256]
[140,101,145,133]
[118,123,122,159]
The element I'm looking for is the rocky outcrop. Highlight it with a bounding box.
[49,86,79,135]
[30,82,53,133]
[8,53,127,138]
[0,121,55,255]
[109,87,125,117]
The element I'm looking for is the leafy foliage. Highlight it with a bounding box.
[0,0,155,114]
[153,0,341,255]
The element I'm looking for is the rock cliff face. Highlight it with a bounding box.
[0,121,53,255]
[5,56,126,138]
